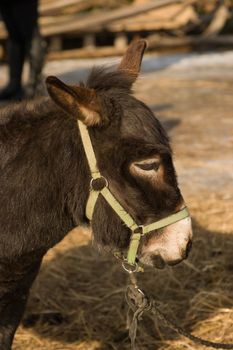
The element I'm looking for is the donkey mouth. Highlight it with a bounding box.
[140,253,166,269]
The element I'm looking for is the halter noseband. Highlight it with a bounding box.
[78,120,190,271]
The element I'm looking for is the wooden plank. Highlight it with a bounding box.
[48,46,126,60]
[114,33,128,50]
[147,34,233,49]
[83,34,96,49]
[107,4,198,31]
[0,1,198,40]
[47,35,233,60]
[1,34,232,61]
[39,0,88,15]
[39,0,103,16]
[40,0,184,36]
[39,5,196,33]
[203,3,229,37]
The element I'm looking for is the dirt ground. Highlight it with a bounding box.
[1,50,233,349]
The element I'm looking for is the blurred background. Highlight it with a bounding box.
[0,0,233,97]
[1,0,233,60]
[0,1,233,350]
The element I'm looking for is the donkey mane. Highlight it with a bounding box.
[0,97,54,124]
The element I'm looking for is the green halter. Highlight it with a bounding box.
[78,120,190,270]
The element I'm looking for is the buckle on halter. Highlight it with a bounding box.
[90,176,108,191]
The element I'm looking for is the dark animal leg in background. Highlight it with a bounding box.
[0,257,42,350]
[0,0,40,100]
[0,39,25,101]
[26,28,47,98]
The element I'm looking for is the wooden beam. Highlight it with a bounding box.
[203,2,229,37]
[48,46,126,60]
[46,35,233,60]
[40,0,89,16]
[83,34,96,49]
[41,0,184,37]
[148,34,233,49]
[40,0,106,16]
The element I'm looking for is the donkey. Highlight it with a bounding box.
[0,39,192,349]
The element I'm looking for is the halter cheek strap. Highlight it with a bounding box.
[78,120,190,269]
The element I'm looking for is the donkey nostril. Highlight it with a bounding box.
[151,255,166,269]
[185,239,192,258]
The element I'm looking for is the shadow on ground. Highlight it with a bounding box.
[22,217,233,350]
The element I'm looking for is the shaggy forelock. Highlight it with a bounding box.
[85,66,170,152]
[86,66,135,92]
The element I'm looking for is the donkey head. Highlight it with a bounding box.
[46,40,192,269]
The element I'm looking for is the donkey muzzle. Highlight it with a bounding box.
[140,216,193,268]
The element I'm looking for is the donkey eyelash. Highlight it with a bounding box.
[135,162,160,171]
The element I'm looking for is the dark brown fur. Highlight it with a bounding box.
[0,41,182,349]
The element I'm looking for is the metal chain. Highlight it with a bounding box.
[125,274,233,350]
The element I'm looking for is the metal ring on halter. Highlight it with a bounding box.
[90,176,108,191]
[122,261,138,274]
[133,225,145,236]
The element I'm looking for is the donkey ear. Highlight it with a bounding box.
[118,39,147,81]
[46,76,102,126]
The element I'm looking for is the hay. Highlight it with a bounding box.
[11,198,233,350]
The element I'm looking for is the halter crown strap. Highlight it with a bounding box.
[78,120,101,179]
[77,120,190,269]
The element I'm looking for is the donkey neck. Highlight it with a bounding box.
[0,97,91,228]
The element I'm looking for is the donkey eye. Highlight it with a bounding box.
[135,162,160,171]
